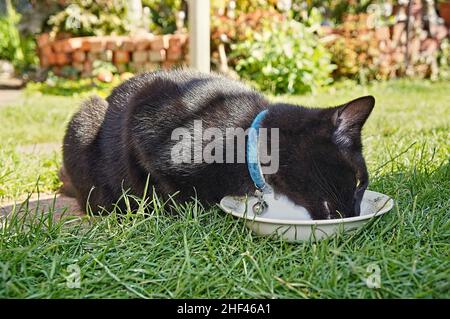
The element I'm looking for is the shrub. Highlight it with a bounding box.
[0,1,38,71]
[46,0,185,36]
[231,18,335,94]
[291,0,375,25]
[327,34,384,83]
[26,72,120,97]
[47,0,130,37]
[210,7,285,70]
[142,0,183,34]
[437,38,450,81]
[326,14,398,83]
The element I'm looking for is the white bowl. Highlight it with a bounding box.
[219,190,394,242]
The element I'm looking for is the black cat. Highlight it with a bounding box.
[62,70,374,219]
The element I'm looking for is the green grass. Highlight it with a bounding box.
[0,79,449,298]
[0,93,80,198]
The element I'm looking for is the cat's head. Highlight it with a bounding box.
[265,96,375,219]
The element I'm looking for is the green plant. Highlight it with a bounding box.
[60,66,79,79]
[293,0,376,25]
[228,0,276,12]
[26,73,119,97]
[142,0,182,34]
[0,0,38,71]
[327,13,399,83]
[211,7,285,71]
[231,18,335,94]
[92,60,118,76]
[437,38,450,80]
[47,0,130,37]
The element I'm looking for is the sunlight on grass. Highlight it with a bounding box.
[0,79,449,298]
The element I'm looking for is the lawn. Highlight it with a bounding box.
[0,79,449,298]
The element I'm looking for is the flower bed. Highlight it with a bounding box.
[36,33,189,77]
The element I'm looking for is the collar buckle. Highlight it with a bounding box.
[252,188,268,215]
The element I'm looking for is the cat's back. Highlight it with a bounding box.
[63,69,267,210]
[107,69,262,113]
[113,70,267,139]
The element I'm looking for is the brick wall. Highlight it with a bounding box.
[36,33,189,77]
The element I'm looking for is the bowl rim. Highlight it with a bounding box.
[219,190,394,226]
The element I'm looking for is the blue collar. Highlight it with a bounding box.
[247,110,270,193]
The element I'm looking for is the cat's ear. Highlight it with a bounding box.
[331,96,375,147]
